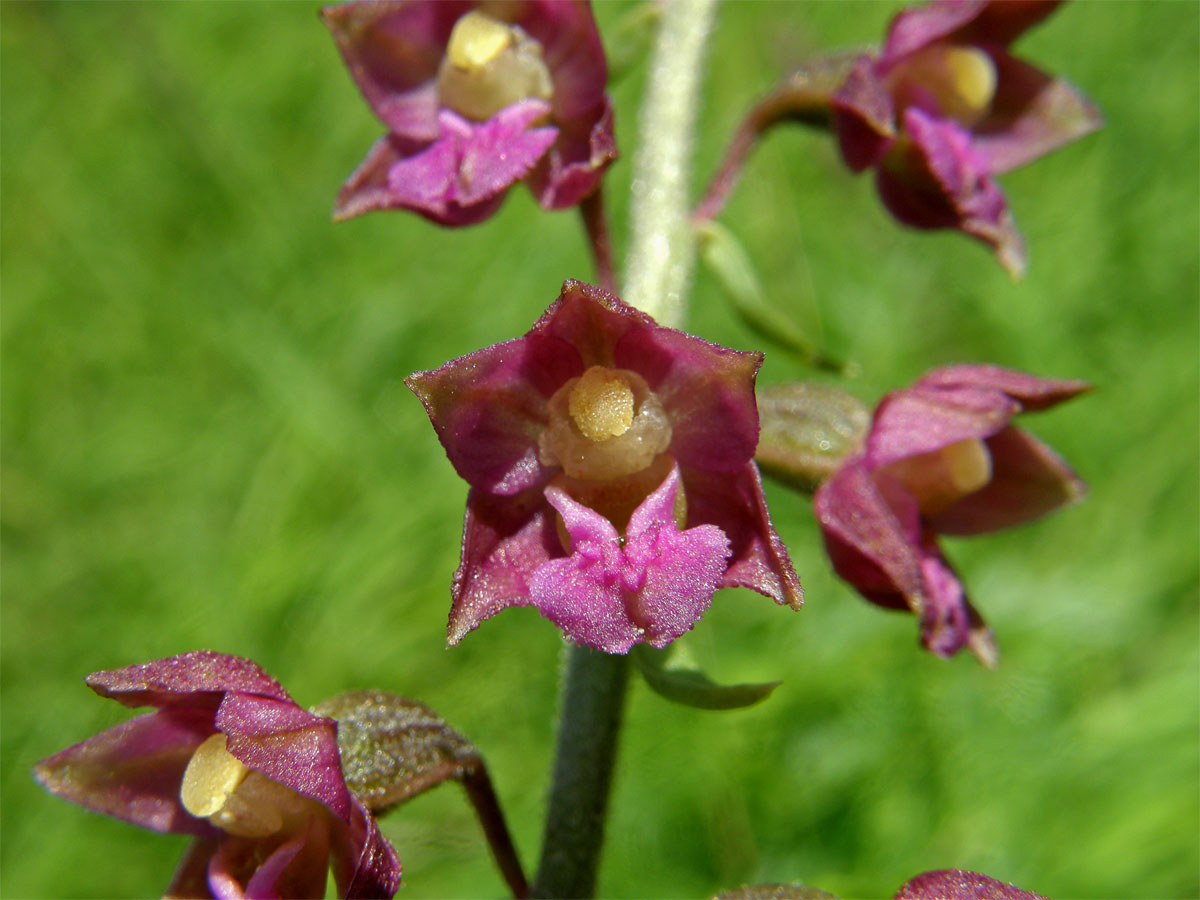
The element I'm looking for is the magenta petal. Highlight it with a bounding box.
[449,486,561,645]
[815,462,926,612]
[866,384,1019,467]
[931,425,1085,535]
[530,486,640,653]
[975,50,1104,175]
[34,707,215,836]
[881,0,1061,67]
[167,837,222,898]
[621,467,730,648]
[451,103,559,205]
[915,541,972,658]
[915,364,1091,411]
[528,97,617,210]
[831,55,897,171]
[217,694,352,823]
[683,463,803,610]
[614,327,763,473]
[85,650,291,710]
[320,1,468,140]
[879,109,1026,277]
[339,800,404,900]
[517,0,609,123]
[407,332,581,495]
[894,869,1048,900]
[245,818,331,900]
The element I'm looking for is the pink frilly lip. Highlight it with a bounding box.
[407,280,802,650]
[830,0,1101,276]
[815,364,1089,663]
[323,0,617,226]
[34,651,402,900]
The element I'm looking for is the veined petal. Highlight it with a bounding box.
[975,49,1103,174]
[217,694,352,823]
[815,461,926,612]
[866,384,1019,468]
[684,463,803,609]
[831,55,897,171]
[453,102,559,205]
[614,323,763,473]
[34,707,215,836]
[530,485,639,653]
[878,109,1026,277]
[86,650,291,710]
[621,467,730,648]
[407,332,581,495]
[449,486,561,645]
[320,0,468,139]
[930,425,1086,535]
[881,0,1062,69]
[915,364,1091,411]
[528,96,617,210]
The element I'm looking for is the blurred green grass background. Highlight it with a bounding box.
[2,2,1196,898]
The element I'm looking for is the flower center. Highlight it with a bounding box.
[880,438,993,516]
[540,366,673,481]
[180,733,308,839]
[887,44,997,127]
[436,10,554,122]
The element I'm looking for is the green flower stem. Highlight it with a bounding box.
[623,0,719,329]
[533,2,717,896]
[532,647,631,898]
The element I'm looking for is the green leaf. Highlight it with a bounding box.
[697,221,847,374]
[632,645,781,711]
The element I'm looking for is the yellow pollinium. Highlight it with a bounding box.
[180,733,248,819]
[437,11,553,122]
[569,367,636,442]
[180,733,286,838]
[884,438,993,516]
[446,11,516,73]
[892,44,998,127]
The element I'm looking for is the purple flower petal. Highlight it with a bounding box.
[166,837,222,897]
[878,109,1026,277]
[894,869,1048,900]
[517,0,609,123]
[881,0,1062,69]
[34,707,215,836]
[321,1,468,140]
[528,96,617,209]
[85,650,292,710]
[407,332,581,496]
[217,693,353,822]
[831,55,897,171]
[815,461,926,612]
[243,818,332,900]
[339,801,405,899]
[530,466,730,652]
[683,463,803,610]
[914,364,1091,411]
[449,486,561,645]
[866,384,1019,468]
[974,49,1103,175]
[614,323,763,473]
[929,425,1085,535]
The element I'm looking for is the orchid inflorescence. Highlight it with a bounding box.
[35,2,1101,898]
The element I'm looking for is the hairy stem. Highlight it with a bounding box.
[532,647,631,898]
[623,0,718,328]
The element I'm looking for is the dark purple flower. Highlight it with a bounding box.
[831,0,1101,276]
[34,652,402,900]
[814,365,1088,663]
[407,280,801,653]
[895,869,1048,899]
[323,0,616,226]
